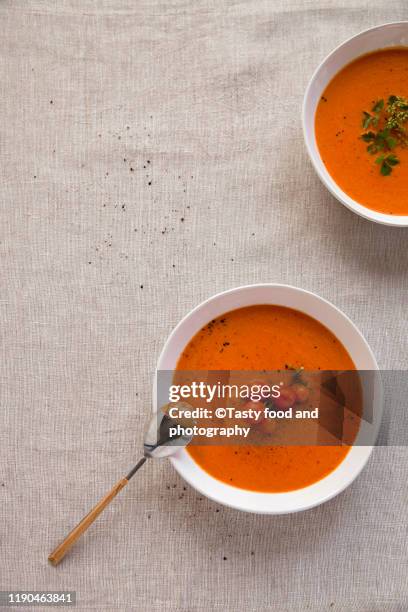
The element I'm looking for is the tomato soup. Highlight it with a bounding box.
[315,48,408,215]
[176,305,356,492]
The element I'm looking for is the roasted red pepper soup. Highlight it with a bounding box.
[176,305,356,492]
[315,47,408,215]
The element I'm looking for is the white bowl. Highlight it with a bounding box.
[302,21,408,227]
[155,284,381,513]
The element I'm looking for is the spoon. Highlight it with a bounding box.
[48,405,193,566]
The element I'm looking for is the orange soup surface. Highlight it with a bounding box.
[176,305,356,492]
[315,47,408,215]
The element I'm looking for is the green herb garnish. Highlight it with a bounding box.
[376,153,400,176]
[286,365,306,384]
[360,96,408,175]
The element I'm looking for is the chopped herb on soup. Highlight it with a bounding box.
[360,95,408,175]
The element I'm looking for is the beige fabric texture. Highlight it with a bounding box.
[1,1,408,611]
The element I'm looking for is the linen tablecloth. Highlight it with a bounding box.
[1,1,408,610]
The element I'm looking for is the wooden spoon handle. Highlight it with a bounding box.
[48,477,128,566]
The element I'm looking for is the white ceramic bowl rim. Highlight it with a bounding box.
[302,21,408,227]
[155,284,381,514]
